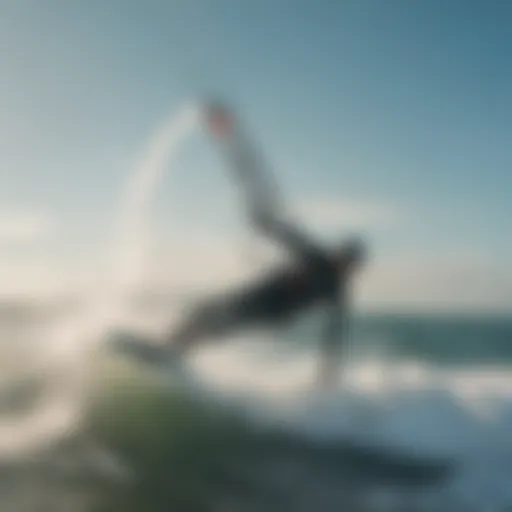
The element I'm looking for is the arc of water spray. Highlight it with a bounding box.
[99,102,200,329]
[115,103,200,290]
[0,103,201,462]
[46,101,201,407]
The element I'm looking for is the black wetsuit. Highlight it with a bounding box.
[168,215,349,383]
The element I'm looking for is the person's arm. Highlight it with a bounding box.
[205,103,323,263]
[316,291,348,388]
[253,209,327,263]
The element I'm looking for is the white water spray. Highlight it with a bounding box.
[78,101,200,338]
[0,102,199,459]
[112,102,199,298]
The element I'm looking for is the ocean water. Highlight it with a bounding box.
[0,304,511,512]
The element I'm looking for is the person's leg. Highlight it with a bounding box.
[165,296,248,356]
[165,277,296,357]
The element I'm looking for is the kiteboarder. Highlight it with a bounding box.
[160,99,367,386]
[111,98,367,387]
[166,207,366,387]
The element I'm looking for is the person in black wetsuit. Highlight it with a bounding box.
[166,209,367,387]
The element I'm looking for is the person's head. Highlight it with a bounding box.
[333,236,367,273]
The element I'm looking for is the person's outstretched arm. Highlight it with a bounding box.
[316,292,348,388]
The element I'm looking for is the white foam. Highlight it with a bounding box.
[184,339,512,511]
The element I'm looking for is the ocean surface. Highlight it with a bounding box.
[0,303,511,512]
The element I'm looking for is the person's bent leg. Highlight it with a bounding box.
[165,297,246,357]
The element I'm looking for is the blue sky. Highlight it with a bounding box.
[1,0,511,310]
